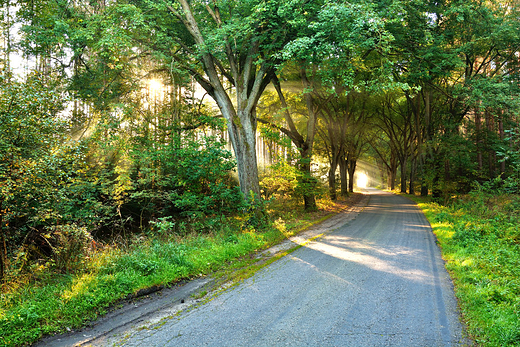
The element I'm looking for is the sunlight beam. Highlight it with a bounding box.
[356,172,368,188]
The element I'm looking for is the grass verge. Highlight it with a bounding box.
[0,194,360,347]
[406,193,520,347]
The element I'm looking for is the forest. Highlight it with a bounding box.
[1,0,520,346]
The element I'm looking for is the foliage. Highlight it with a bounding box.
[43,224,93,273]
[0,73,69,278]
[90,108,246,233]
[2,1,520,345]
[413,193,520,346]
[0,73,118,277]
[260,161,299,200]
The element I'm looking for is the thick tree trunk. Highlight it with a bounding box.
[300,69,318,211]
[389,168,396,190]
[231,131,260,198]
[172,0,271,202]
[227,110,261,199]
[390,151,397,191]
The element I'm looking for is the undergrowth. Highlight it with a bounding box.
[409,191,520,347]
[0,196,347,347]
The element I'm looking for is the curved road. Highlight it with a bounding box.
[110,189,470,346]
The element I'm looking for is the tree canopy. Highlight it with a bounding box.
[0,0,519,282]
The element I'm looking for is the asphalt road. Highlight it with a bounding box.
[75,189,471,346]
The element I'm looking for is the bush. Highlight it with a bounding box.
[46,224,93,272]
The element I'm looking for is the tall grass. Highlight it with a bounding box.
[411,192,520,346]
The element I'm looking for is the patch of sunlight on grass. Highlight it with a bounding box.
[62,273,96,302]
[461,258,474,267]
[431,222,454,238]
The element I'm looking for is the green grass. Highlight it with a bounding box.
[406,193,520,347]
[0,196,346,347]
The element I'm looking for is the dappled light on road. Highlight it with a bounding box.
[300,235,432,285]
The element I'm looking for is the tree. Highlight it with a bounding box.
[0,73,66,280]
[262,0,397,205]
[258,68,320,210]
[19,0,333,201]
[383,0,520,196]
[316,89,371,198]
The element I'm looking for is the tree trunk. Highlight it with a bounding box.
[270,72,317,210]
[328,149,340,200]
[172,0,272,201]
[409,157,416,195]
[348,159,357,193]
[227,110,261,199]
[400,157,407,193]
[339,156,348,196]
[300,148,317,211]
[390,151,397,191]
[299,67,318,211]
[328,161,338,200]
[388,168,396,190]
[421,89,430,196]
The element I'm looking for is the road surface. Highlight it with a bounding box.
[44,189,472,346]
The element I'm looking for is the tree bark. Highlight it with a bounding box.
[409,156,416,195]
[339,155,348,196]
[389,168,396,190]
[228,114,261,198]
[348,158,357,193]
[300,68,318,210]
[421,89,430,196]
[390,150,397,191]
[400,157,407,193]
[328,154,339,200]
[298,145,317,210]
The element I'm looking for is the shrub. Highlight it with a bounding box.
[46,224,93,272]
